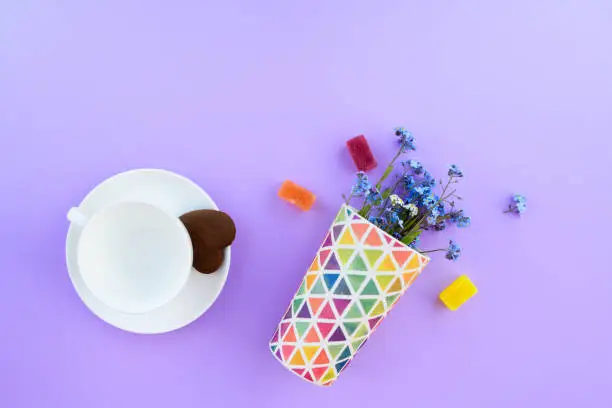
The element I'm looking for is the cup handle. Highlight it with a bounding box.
[67,207,89,227]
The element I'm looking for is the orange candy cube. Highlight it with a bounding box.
[278,180,316,211]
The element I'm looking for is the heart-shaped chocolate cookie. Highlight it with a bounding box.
[179,209,236,274]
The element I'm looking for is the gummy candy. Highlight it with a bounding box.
[346,135,377,172]
[278,180,316,211]
[439,275,478,311]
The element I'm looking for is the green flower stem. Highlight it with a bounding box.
[374,148,403,191]
[362,147,404,218]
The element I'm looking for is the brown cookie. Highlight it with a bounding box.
[179,210,236,274]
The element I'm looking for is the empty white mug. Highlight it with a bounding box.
[67,202,193,314]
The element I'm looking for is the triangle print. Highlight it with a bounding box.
[297,303,311,319]
[304,326,320,343]
[347,274,366,292]
[318,302,335,320]
[360,298,377,314]
[274,347,282,361]
[375,275,394,292]
[336,248,354,267]
[392,250,412,268]
[364,229,383,246]
[308,297,325,315]
[321,232,333,248]
[280,322,291,338]
[338,228,355,245]
[305,274,318,291]
[312,366,328,381]
[321,367,337,383]
[283,325,298,342]
[328,326,346,342]
[386,294,400,308]
[292,367,305,376]
[324,253,341,271]
[405,254,421,271]
[333,298,351,316]
[289,349,306,366]
[337,346,352,361]
[334,278,351,296]
[387,277,403,294]
[303,345,319,362]
[368,316,383,330]
[377,254,396,272]
[360,279,379,296]
[343,322,359,336]
[281,344,295,360]
[323,273,340,290]
[364,249,384,267]
[327,344,344,359]
[318,249,331,266]
[349,255,368,272]
[270,328,280,344]
[402,271,418,287]
[350,223,370,242]
[334,208,347,223]
[295,322,309,339]
[336,359,350,374]
[332,225,344,242]
[317,322,335,338]
[310,278,326,295]
[344,302,362,320]
[353,323,369,339]
[308,257,319,272]
[313,349,330,365]
[370,301,386,317]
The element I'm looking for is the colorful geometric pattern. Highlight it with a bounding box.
[269,205,429,386]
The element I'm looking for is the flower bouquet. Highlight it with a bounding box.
[269,128,471,386]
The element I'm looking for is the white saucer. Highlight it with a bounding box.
[66,169,230,334]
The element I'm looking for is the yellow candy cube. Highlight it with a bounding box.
[439,275,478,311]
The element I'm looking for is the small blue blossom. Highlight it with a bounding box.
[403,174,416,189]
[368,216,387,229]
[406,159,424,175]
[431,203,445,218]
[445,240,462,261]
[414,184,432,196]
[392,232,402,240]
[365,187,382,205]
[449,210,463,223]
[456,215,471,228]
[448,164,464,178]
[385,209,403,228]
[394,127,416,152]
[421,194,437,209]
[422,171,436,188]
[426,215,437,225]
[449,209,471,227]
[351,171,371,196]
[506,194,527,215]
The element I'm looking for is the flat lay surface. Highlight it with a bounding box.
[1,1,611,407]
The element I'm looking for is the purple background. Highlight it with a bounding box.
[1,1,611,407]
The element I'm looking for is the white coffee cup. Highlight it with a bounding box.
[67,202,193,314]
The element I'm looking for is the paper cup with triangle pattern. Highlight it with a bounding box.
[269,205,429,386]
